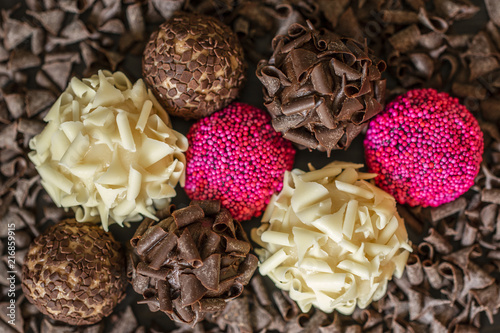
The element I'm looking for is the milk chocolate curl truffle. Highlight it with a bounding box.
[28,70,188,231]
[128,200,259,325]
[257,22,387,155]
[143,12,246,119]
[253,162,412,315]
[21,219,127,326]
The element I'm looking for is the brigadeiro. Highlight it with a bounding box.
[256,22,387,155]
[184,102,296,221]
[142,12,246,120]
[364,88,484,207]
[128,200,258,325]
[21,219,127,326]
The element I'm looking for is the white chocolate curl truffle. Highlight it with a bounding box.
[253,162,412,315]
[29,70,188,231]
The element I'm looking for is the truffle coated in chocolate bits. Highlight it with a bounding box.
[128,200,259,325]
[142,12,246,119]
[256,22,387,155]
[21,219,127,326]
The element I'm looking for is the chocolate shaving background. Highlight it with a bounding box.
[2,0,500,332]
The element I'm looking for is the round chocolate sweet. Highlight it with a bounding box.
[256,22,387,155]
[128,200,258,325]
[142,12,246,119]
[21,219,127,326]
[184,103,296,221]
[364,88,484,207]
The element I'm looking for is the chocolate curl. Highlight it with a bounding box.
[463,262,495,294]
[405,254,424,286]
[389,25,421,53]
[423,228,452,254]
[435,0,480,20]
[158,280,173,314]
[437,262,463,302]
[422,260,445,289]
[407,288,423,321]
[223,235,251,255]
[201,230,222,259]
[236,254,258,285]
[471,283,499,324]
[314,126,345,156]
[418,8,448,33]
[217,296,251,332]
[301,310,328,333]
[282,31,313,54]
[381,10,419,24]
[137,262,169,280]
[482,189,500,204]
[409,53,434,79]
[257,65,291,98]
[173,298,195,324]
[332,58,361,81]
[196,298,226,313]
[190,200,220,215]
[180,274,208,307]
[283,128,319,149]
[314,99,335,129]
[178,228,203,267]
[359,309,382,330]
[147,233,178,270]
[132,273,150,295]
[442,245,482,270]
[250,275,271,307]
[213,208,236,236]
[311,62,333,95]
[135,224,168,256]
[282,96,316,115]
[193,253,220,291]
[272,113,305,132]
[273,290,299,321]
[486,0,500,26]
[429,197,467,223]
[173,205,205,228]
[461,220,478,246]
[480,204,497,234]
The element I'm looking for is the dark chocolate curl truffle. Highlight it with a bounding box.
[21,219,127,326]
[143,12,246,119]
[128,201,258,325]
[257,22,386,155]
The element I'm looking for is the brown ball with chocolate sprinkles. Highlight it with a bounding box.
[142,12,246,119]
[128,200,259,325]
[257,22,387,155]
[21,219,127,326]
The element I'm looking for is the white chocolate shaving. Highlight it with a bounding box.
[253,162,412,315]
[29,70,187,231]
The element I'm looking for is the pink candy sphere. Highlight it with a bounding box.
[364,89,484,207]
[185,102,296,220]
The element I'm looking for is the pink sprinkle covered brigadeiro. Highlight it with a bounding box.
[185,102,296,220]
[364,88,483,207]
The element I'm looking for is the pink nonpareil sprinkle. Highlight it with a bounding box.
[184,102,296,221]
[364,88,484,207]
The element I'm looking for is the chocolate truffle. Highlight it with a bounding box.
[257,22,387,155]
[184,103,296,221]
[21,219,127,326]
[28,70,188,231]
[253,162,412,315]
[128,200,258,325]
[143,12,246,119]
[364,88,484,207]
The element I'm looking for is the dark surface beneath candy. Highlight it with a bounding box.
[2,0,500,332]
